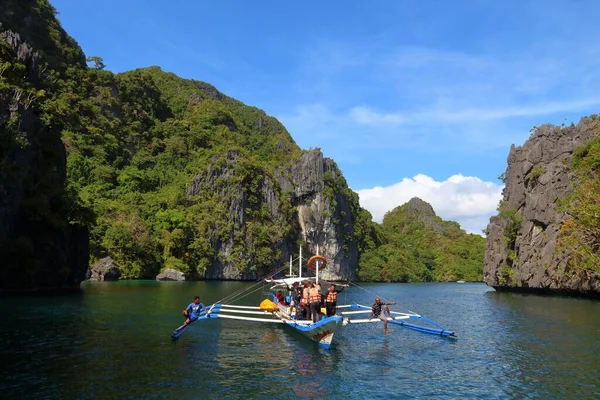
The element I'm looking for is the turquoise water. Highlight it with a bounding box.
[1,282,599,399]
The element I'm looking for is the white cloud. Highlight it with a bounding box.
[349,106,404,125]
[348,98,600,127]
[356,174,503,234]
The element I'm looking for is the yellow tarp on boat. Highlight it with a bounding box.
[259,299,278,312]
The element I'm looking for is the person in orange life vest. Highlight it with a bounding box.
[369,297,396,334]
[308,283,322,323]
[325,284,338,317]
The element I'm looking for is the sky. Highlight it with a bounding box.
[51,0,600,234]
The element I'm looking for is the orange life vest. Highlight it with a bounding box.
[326,291,337,302]
[302,287,309,300]
[309,287,321,303]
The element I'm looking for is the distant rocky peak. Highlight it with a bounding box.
[405,197,436,218]
[384,197,444,233]
[409,198,443,233]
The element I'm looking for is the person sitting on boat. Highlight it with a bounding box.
[293,282,302,303]
[182,296,205,325]
[325,285,338,317]
[292,282,303,319]
[369,297,396,335]
[301,281,311,320]
[308,283,322,323]
[276,290,285,304]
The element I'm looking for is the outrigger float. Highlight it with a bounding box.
[171,248,456,348]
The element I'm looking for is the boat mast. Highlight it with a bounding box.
[299,246,302,279]
[316,244,319,284]
[289,255,292,276]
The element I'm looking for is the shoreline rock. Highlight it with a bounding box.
[86,257,121,281]
[156,269,186,281]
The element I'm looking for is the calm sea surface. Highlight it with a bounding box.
[1,281,599,399]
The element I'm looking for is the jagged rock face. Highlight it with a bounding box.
[291,151,357,281]
[484,121,600,295]
[187,149,357,280]
[0,8,89,292]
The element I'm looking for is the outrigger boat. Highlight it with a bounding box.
[171,247,456,348]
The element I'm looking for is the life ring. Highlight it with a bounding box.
[307,255,327,273]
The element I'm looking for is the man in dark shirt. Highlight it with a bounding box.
[292,281,303,319]
[369,297,396,334]
[293,281,303,303]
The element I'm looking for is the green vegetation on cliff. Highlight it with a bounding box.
[2,0,373,282]
[1,0,306,281]
[2,0,486,284]
[357,198,485,282]
[61,66,305,278]
[559,115,600,275]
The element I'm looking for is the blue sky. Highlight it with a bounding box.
[52,0,600,233]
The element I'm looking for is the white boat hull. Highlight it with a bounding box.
[281,316,342,349]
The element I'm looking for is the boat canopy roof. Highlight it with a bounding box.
[265,276,348,291]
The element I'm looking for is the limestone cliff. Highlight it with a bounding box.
[0,1,89,291]
[187,149,358,280]
[484,119,600,296]
[286,149,358,281]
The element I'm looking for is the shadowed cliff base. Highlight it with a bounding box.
[491,286,600,300]
[0,286,84,297]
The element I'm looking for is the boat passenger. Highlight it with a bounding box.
[276,290,285,304]
[301,282,311,319]
[325,285,338,317]
[369,297,396,335]
[292,282,303,319]
[293,282,303,303]
[308,283,322,323]
[183,296,206,325]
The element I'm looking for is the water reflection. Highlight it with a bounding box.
[485,291,600,399]
[2,282,599,399]
[292,350,329,398]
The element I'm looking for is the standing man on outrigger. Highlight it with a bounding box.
[369,297,396,335]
